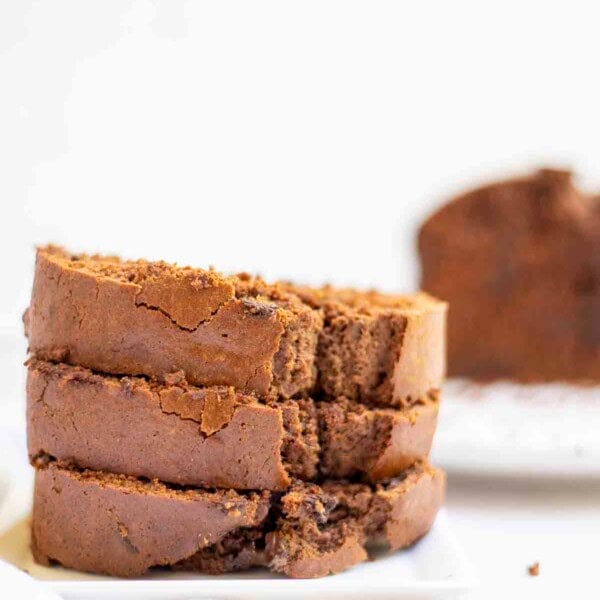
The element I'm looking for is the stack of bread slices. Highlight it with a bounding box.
[24,246,447,578]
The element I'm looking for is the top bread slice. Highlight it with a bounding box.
[25,246,446,404]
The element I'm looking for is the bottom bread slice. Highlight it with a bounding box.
[32,460,445,578]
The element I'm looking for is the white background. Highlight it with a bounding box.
[2,1,600,599]
[3,1,600,326]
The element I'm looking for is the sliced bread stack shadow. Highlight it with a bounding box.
[24,246,447,578]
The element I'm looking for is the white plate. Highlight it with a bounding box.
[431,379,600,478]
[0,430,475,600]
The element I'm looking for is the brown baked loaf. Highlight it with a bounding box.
[31,460,445,578]
[26,245,447,579]
[25,246,446,405]
[418,169,600,381]
[27,360,438,489]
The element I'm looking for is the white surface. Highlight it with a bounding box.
[0,561,63,600]
[446,475,600,600]
[434,382,600,599]
[432,380,600,477]
[0,430,475,600]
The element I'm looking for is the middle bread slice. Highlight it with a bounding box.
[27,360,439,491]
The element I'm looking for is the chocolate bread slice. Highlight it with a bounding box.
[25,246,321,398]
[25,247,447,405]
[27,360,438,489]
[418,168,600,381]
[31,461,445,578]
[286,286,447,406]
